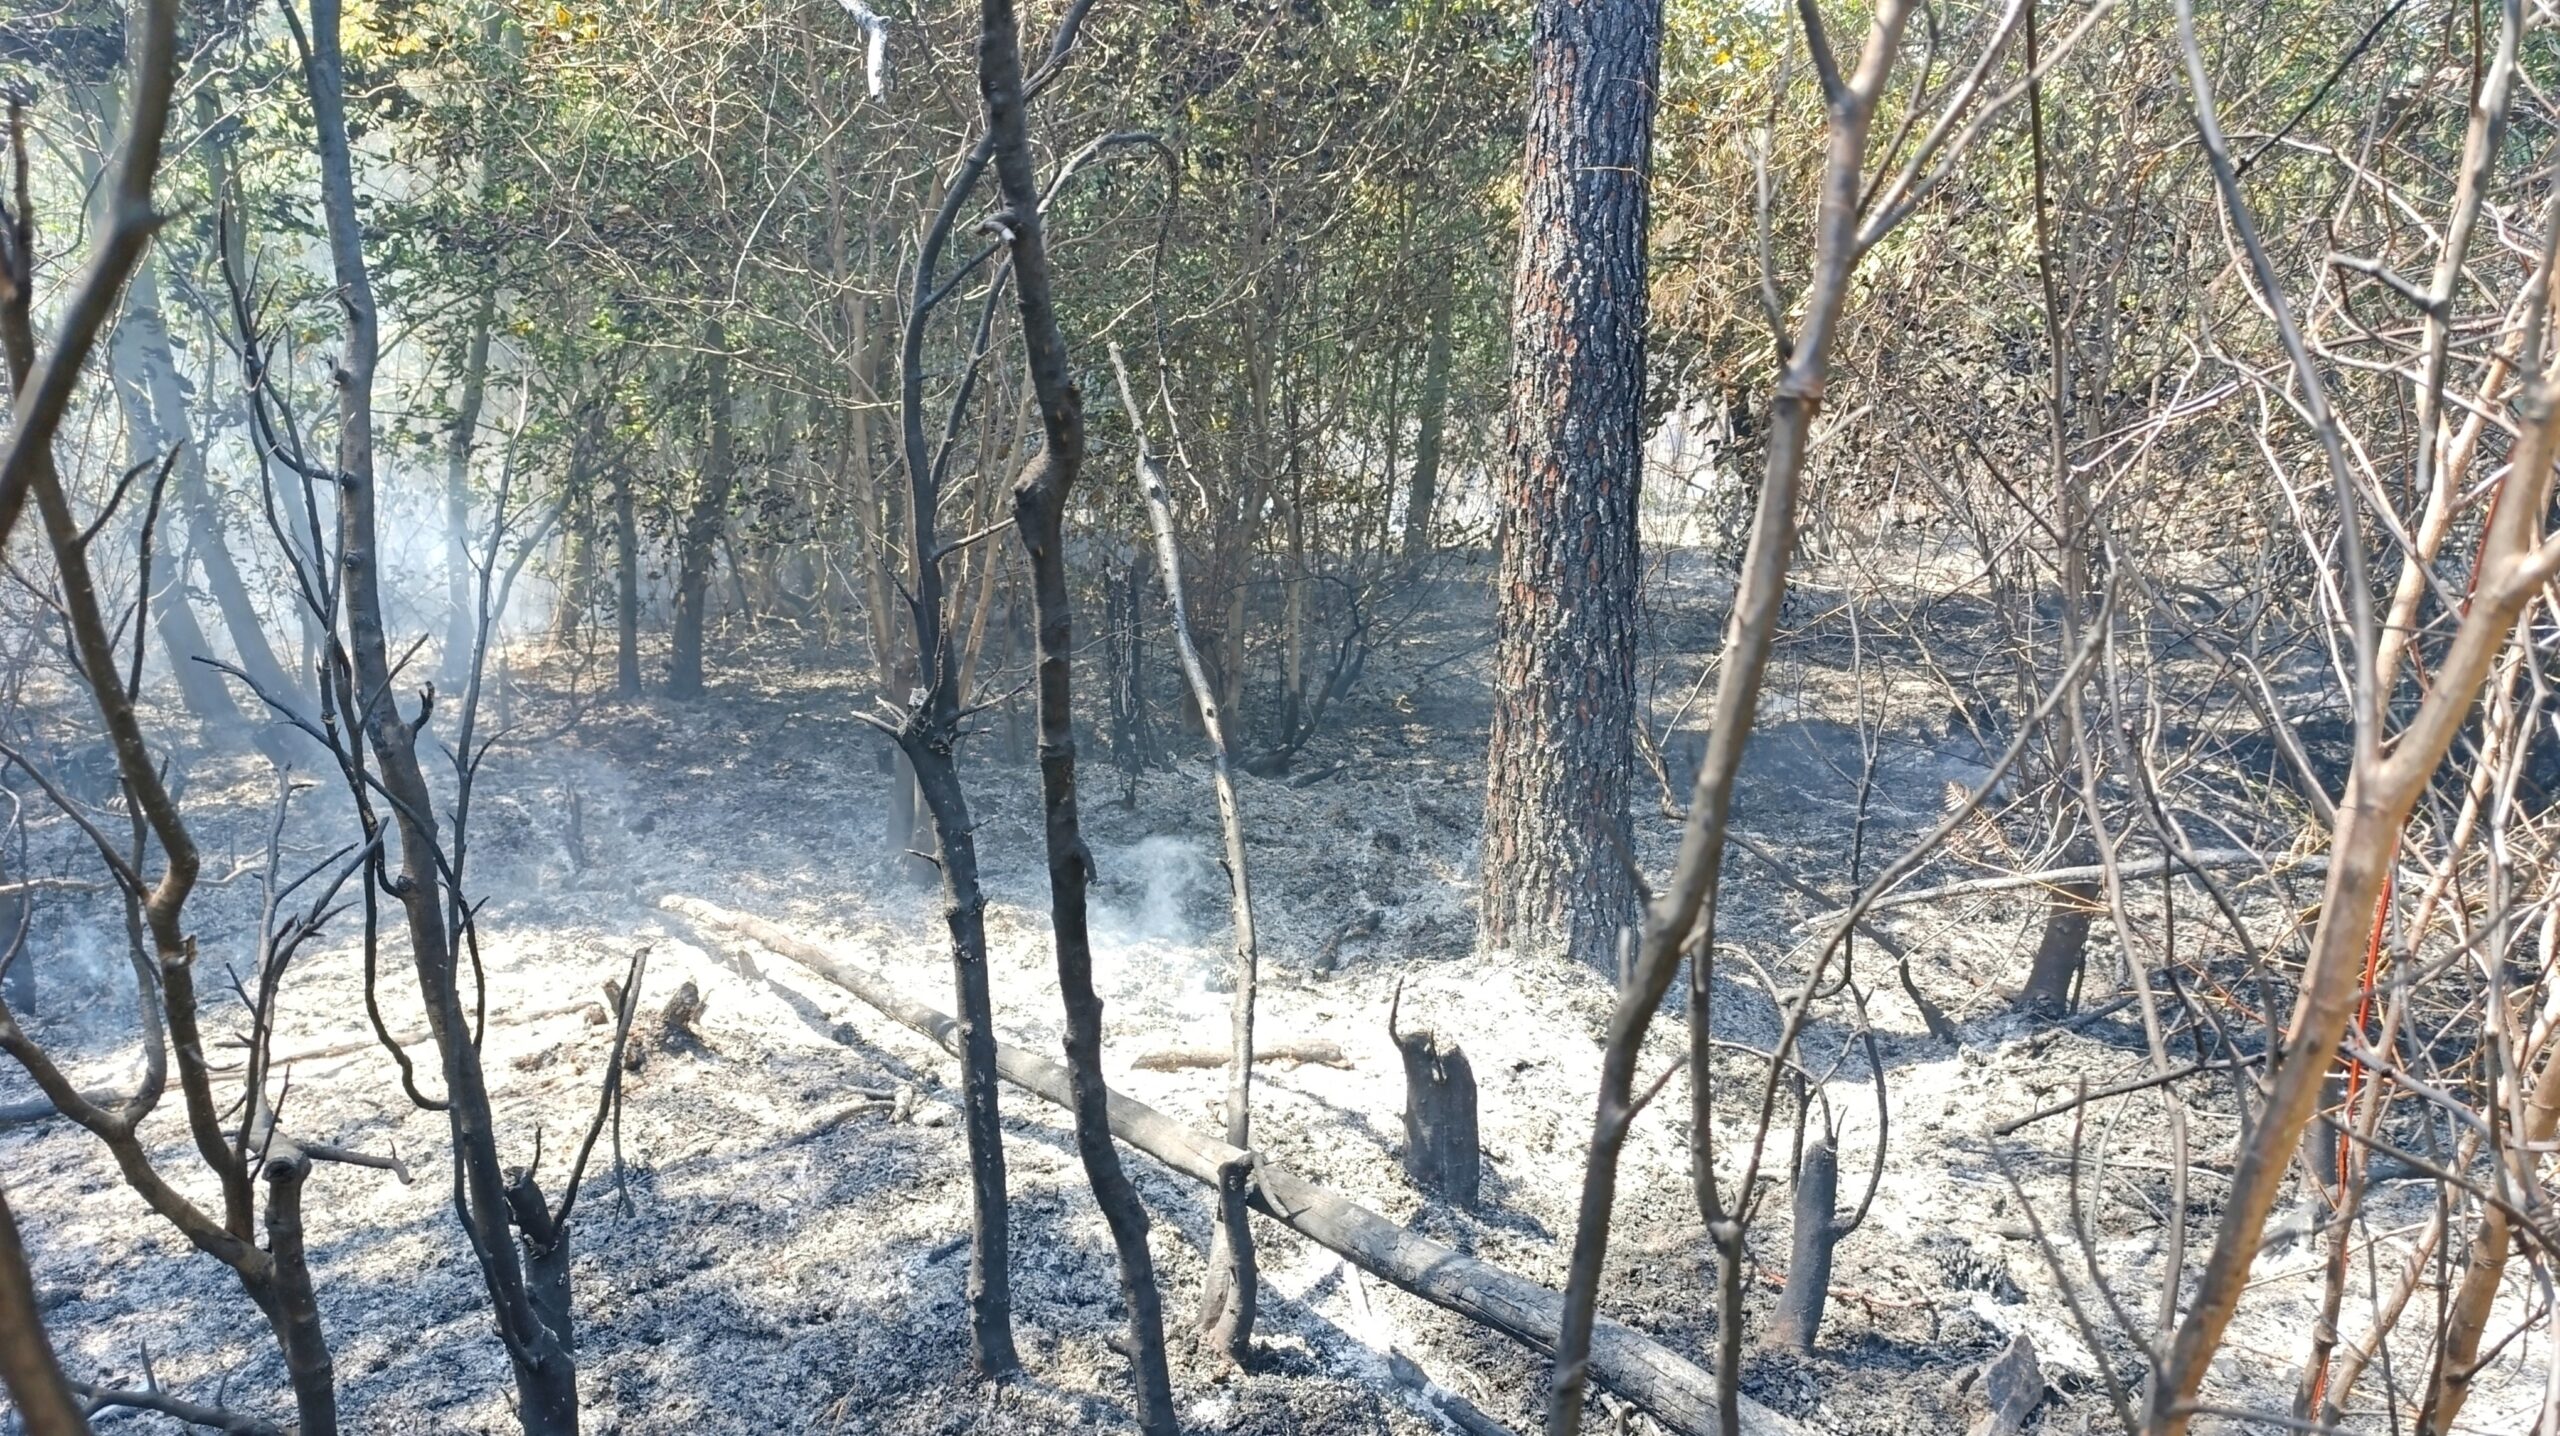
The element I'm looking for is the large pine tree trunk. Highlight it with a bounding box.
[1477,0,1659,972]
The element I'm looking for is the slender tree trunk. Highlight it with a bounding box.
[669,322,734,698]
[255,1149,338,1434]
[547,527,585,645]
[296,7,579,1429]
[129,266,299,710]
[1478,0,1659,971]
[882,117,1024,1384]
[1280,460,1307,751]
[1116,347,1259,1361]
[2018,829,2096,1016]
[105,336,247,735]
[1401,267,1454,566]
[985,2,1177,1423]
[2414,1029,2560,1434]
[444,290,494,687]
[611,466,641,698]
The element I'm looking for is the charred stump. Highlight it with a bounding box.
[1196,1154,1257,1366]
[2018,834,2098,1017]
[1389,982,1478,1210]
[1765,1131,1839,1353]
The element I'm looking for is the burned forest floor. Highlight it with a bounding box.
[1,545,2540,1436]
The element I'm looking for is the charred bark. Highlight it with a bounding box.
[1103,548,1150,807]
[1764,1133,1837,1354]
[1390,983,1480,1209]
[2017,833,2096,1017]
[986,0,1177,1421]
[1477,0,1656,972]
[293,4,581,1428]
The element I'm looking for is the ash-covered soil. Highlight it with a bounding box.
[2,555,2538,1435]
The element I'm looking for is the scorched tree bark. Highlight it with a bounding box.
[1477,0,1659,972]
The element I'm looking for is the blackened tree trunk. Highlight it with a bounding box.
[669,322,734,698]
[1104,549,1149,807]
[885,127,1021,1386]
[1765,1132,1838,1353]
[1477,0,1658,972]
[296,4,578,1428]
[1391,988,1480,1209]
[984,0,1177,1425]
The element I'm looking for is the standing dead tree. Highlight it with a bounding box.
[988,0,1179,1423]
[0,19,401,1434]
[871,87,1028,1386]
[223,5,641,1429]
[1114,341,1260,1363]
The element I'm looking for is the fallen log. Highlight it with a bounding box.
[659,895,1805,1436]
[1128,1040,1349,1072]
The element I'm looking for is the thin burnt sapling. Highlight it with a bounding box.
[265,5,638,1424]
[1114,342,1261,1363]
[0,36,404,1434]
[873,86,1028,1386]
[987,0,1179,1420]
